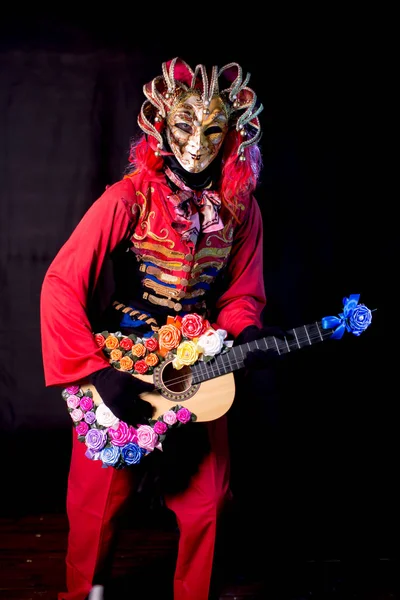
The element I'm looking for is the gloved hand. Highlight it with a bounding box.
[234,325,292,369]
[88,367,155,426]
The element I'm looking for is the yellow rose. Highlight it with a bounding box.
[172,357,184,370]
[175,340,199,367]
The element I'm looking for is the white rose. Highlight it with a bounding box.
[197,329,226,357]
[95,403,120,428]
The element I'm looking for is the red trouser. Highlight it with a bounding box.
[59,416,231,600]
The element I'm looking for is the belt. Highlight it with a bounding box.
[142,292,206,314]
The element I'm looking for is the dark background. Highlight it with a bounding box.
[0,11,396,564]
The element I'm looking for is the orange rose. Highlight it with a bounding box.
[105,335,119,350]
[145,353,159,367]
[119,356,134,371]
[110,348,123,362]
[131,343,146,357]
[158,324,182,351]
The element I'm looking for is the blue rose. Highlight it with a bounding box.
[346,303,372,336]
[121,442,144,465]
[100,445,121,467]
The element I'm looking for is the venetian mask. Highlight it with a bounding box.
[165,91,229,173]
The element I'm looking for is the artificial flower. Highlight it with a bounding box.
[197,328,227,358]
[173,340,199,369]
[181,313,205,338]
[322,294,373,339]
[95,403,119,428]
[63,384,198,470]
[158,323,182,351]
[62,312,233,469]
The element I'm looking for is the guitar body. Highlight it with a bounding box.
[81,354,236,422]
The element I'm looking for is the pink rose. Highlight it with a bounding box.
[136,424,159,451]
[67,394,80,409]
[176,407,191,424]
[163,410,177,426]
[79,396,94,411]
[153,421,168,435]
[181,314,205,338]
[75,421,89,436]
[108,421,138,446]
[66,385,80,395]
[70,408,84,422]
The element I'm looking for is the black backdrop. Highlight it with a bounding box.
[0,13,396,561]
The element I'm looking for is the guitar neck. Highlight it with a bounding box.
[191,320,334,384]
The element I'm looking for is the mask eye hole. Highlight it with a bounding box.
[204,125,223,136]
[175,122,192,134]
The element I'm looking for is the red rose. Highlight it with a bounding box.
[181,313,205,339]
[94,333,106,348]
[119,337,134,351]
[144,337,159,351]
[134,359,149,375]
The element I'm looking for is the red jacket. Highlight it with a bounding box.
[40,169,266,387]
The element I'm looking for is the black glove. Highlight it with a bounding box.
[156,422,211,494]
[88,367,155,426]
[234,325,291,369]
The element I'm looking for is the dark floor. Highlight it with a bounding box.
[2,421,400,599]
[0,510,399,600]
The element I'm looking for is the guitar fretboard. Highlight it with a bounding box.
[191,320,334,384]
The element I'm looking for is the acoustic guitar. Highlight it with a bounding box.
[83,319,339,423]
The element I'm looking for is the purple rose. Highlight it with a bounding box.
[108,421,138,447]
[176,407,192,424]
[66,385,80,395]
[163,410,177,425]
[84,411,97,425]
[153,421,168,435]
[121,442,144,465]
[100,445,121,467]
[85,428,107,452]
[75,421,89,436]
[79,396,94,411]
[70,408,84,422]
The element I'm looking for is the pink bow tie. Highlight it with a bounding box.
[165,168,224,243]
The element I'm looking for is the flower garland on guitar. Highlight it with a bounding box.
[63,313,231,469]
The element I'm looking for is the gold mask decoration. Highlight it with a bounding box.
[166,91,229,173]
[138,57,263,169]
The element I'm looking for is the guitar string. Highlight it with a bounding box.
[146,329,333,392]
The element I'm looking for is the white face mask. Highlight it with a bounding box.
[166,92,229,173]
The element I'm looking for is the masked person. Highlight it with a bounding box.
[40,57,276,600]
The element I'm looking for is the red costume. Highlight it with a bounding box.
[40,57,266,600]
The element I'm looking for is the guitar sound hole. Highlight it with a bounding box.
[161,362,192,393]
